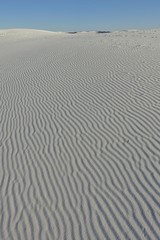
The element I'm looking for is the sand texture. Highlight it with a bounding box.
[0,29,160,240]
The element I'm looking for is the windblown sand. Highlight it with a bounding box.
[0,29,160,240]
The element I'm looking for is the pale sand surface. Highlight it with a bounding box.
[0,29,160,239]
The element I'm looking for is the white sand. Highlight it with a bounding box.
[0,28,160,240]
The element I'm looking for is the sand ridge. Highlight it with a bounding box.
[0,28,160,239]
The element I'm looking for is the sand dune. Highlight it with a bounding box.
[0,28,160,239]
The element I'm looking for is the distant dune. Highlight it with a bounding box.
[0,28,160,240]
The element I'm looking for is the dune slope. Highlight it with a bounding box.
[0,29,160,240]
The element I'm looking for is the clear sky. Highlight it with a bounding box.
[0,0,160,31]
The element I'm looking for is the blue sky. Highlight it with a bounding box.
[0,0,160,31]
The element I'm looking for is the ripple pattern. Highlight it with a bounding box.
[0,29,160,240]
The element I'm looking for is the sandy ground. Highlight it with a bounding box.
[0,28,160,240]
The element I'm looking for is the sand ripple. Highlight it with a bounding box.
[0,29,160,239]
